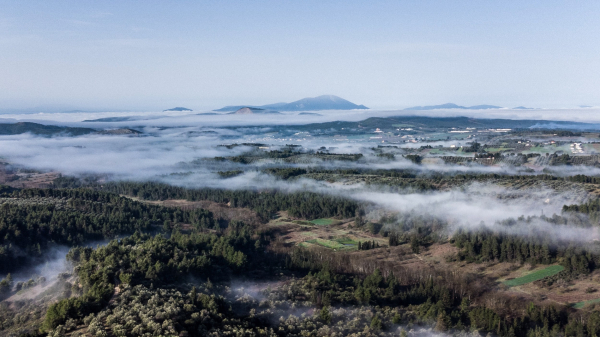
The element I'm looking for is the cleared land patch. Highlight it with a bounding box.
[309,218,338,225]
[573,298,600,309]
[306,238,346,250]
[503,265,564,287]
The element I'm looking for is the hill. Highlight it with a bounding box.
[513,106,535,110]
[0,122,96,136]
[227,107,281,115]
[97,128,142,135]
[163,107,192,112]
[82,117,135,122]
[215,95,368,112]
[404,103,503,110]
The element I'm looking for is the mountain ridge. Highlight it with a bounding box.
[214,95,368,112]
[404,103,503,110]
[227,107,281,115]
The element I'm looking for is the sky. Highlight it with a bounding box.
[0,0,599,111]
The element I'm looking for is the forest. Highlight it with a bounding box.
[0,176,600,336]
[4,117,600,336]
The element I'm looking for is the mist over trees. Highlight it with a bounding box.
[5,128,600,336]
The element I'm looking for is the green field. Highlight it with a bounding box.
[292,220,315,226]
[485,147,513,153]
[527,146,552,153]
[306,238,347,250]
[298,242,316,248]
[572,298,600,309]
[310,218,336,225]
[335,237,359,246]
[503,265,564,287]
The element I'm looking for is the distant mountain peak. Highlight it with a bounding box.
[228,107,280,115]
[513,106,534,110]
[214,95,368,112]
[163,107,192,112]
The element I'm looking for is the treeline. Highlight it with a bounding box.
[357,240,380,250]
[214,148,364,164]
[452,229,555,265]
[55,169,600,190]
[451,229,596,275]
[262,167,307,180]
[563,198,600,223]
[217,170,243,178]
[99,181,359,221]
[0,187,216,273]
[568,174,600,184]
[290,266,600,337]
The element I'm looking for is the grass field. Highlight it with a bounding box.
[335,237,359,246]
[310,219,336,226]
[306,238,347,250]
[503,265,564,287]
[527,146,552,153]
[485,147,513,153]
[298,242,316,248]
[292,220,315,226]
[572,298,600,309]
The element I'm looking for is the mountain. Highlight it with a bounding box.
[404,103,503,110]
[214,103,286,112]
[468,105,503,109]
[227,107,281,115]
[277,95,368,111]
[215,95,368,112]
[163,107,192,112]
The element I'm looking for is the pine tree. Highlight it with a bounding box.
[189,286,197,305]
[370,314,382,331]
[435,311,450,331]
[319,306,332,324]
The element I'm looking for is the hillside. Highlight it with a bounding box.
[0,122,96,136]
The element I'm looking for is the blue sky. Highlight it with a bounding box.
[0,1,598,110]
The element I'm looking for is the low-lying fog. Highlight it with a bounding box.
[2,107,600,127]
[1,110,600,246]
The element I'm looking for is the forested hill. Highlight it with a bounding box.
[281,116,598,134]
[0,182,359,274]
[0,122,96,136]
[0,187,215,274]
